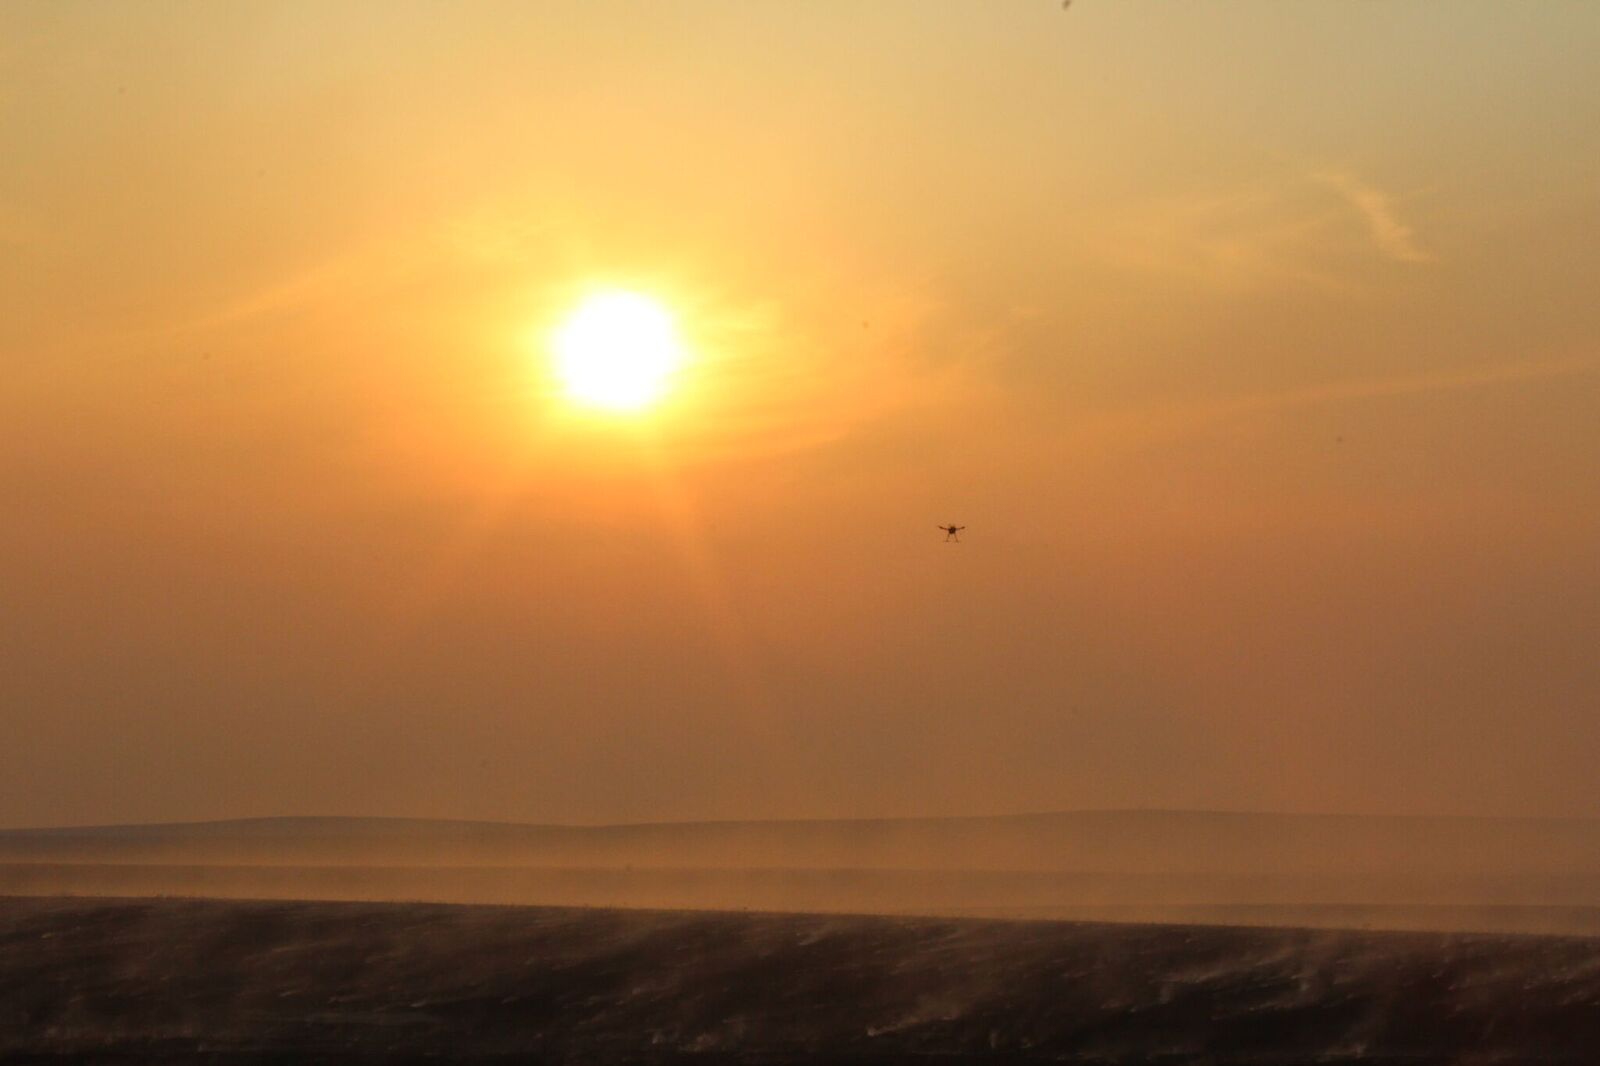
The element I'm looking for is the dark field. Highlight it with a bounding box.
[5,896,1600,1064]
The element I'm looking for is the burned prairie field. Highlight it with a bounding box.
[4,896,1600,1064]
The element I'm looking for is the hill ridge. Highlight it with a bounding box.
[9,807,1600,837]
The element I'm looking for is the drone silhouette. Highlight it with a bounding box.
[938,524,966,542]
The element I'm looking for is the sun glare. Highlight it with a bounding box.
[551,291,684,412]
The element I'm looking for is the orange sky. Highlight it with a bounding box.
[2,1,1597,826]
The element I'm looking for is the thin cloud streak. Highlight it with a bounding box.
[1086,356,1596,447]
[1316,172,1435,264]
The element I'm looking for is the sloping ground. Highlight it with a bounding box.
[9,862,1600,936]
[4,897,1600,1064]
[6,811,1600,877]
[10,812,1600,936]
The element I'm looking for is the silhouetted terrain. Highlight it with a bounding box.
[8,811,1600,874]
[6,811,1600,934]
[9,862,1600,937]
[4,896,1600,1064]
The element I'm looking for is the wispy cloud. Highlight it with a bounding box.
[1315,171,1434,264]
[1097,169,1438,296]
[1220,354,1591,416]
[1089,356,1595,448]
[1095,183,1354,294]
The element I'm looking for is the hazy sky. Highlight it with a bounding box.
[3,1,1597,827]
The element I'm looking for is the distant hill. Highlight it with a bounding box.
[4,810,1600,878]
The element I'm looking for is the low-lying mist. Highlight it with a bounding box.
[7,810,1600,934]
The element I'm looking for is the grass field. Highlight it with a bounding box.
[4,895,1600,1063]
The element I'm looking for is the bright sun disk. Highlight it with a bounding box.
[551,291,684,412]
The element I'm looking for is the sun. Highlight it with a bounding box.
[551,290,685,412]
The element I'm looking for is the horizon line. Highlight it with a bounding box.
[7,806,1600,835]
